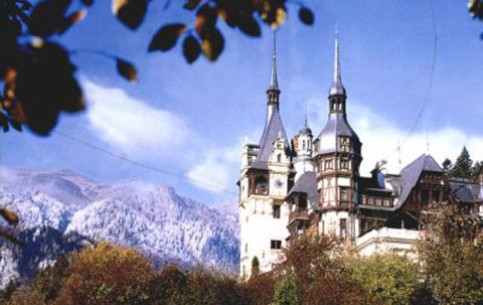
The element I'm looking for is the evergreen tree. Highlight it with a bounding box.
[273,275,300,305]
[251,256,260,278]
[449,146,473,179]
[471,161,483,181]
[442,158,452,171]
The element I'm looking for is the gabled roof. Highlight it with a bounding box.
[286,172,318,210]
[396,154,443,208]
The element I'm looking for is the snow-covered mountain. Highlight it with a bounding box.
[0,168,239,288]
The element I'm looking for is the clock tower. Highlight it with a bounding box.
[238,34,292,279]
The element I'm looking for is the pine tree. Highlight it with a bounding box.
[273,275,300,305]
[442,158,452,171]
[449,146,473,179]
[471,161,483,181]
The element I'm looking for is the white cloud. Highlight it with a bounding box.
[84,80,193,161]
[347,103,483,175]
[187,144,241,194]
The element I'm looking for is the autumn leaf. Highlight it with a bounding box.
[237,14,261,37]
[81,0,95,6]
[183,35,201,64]
[112,0,149,30]
[148,23,186,52]
[58,10,88,35]
[195,4,218,37]
[116,58,138,82]
[201,28,224,61]
[0,208,20,225]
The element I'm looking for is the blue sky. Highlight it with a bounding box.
[1,0,483,205]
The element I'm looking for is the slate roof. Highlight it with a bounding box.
[449,181,483,203]
[286,172,318,210]
[250,107,288,169]
[396,154,443,208]
[317,114,361,155]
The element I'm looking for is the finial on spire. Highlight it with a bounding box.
[304,104,308,127]
[269,30,279,90]
[329,30,346,96]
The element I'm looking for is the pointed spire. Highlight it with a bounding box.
[269,30,279,91]
[329,31,346,96]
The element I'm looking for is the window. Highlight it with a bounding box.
[432,190,440,203]
[340,219,347,238]
[421,189,430,204]
[245,243,248,253]
[273,204,281,219]
[277,154,281,162]
[339,137,350,152]
[341,160,350,170]
[270,240,282,249]
[302,140,306,150]
[324,159,333,170]
[340,188,349,201]
[321,220,325,234]
[254,177,268,195]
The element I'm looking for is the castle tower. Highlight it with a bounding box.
[238,33,292,279]
[292,117,314,180]
[314,33,362,239]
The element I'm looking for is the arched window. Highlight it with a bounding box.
[254,177,268,195]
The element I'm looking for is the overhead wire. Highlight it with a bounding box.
[383,0,438,161]
[53,130,239,196]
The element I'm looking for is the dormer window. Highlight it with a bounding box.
[339,137,350,152]
[324,159,333,170]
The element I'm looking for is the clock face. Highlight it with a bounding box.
[275,179,283,188]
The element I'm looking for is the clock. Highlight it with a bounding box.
[274,179,283,188]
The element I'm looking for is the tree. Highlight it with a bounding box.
[348,254,419,305]
[53,242,154,305]
[470,161,483,181]
[0,0,314,136]
[417,201,483,304]
[251,256,260,278]
[279,235,367,305]
[448,146,473,179]
[273,274,299,305]
[442,158,452,171]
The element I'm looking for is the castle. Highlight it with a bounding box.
[237,34,483,279]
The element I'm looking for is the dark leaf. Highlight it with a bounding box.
[58,10,87,34]
[182,35,201,64]
[8,118,22,132]
[81,0,95,6]
[195,4,218,37]
[112,0,149,30]
[0,208,20,225]
[201,28,224,61]
[148,23,186,52]
[238,14,261,37]
[0,228,24,246]
[0,114,9,132]
[298,7,314,26]
[29,0,72,37]
[183,0,202,11]
[116,58,138,82]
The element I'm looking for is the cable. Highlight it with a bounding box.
[53,130,239,196]
[383,0,438,160]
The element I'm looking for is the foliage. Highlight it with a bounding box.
[417,201,483,304]
[53,242,154,305]
[0,0,313,136]
[0,207,22,246]
[279,235,367,305]
[31,255,70,303]
[6,290,47,305]
[348,254,419,305]
[273,274,299,305]
[241,271,276,305]
[448,146,473,179]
